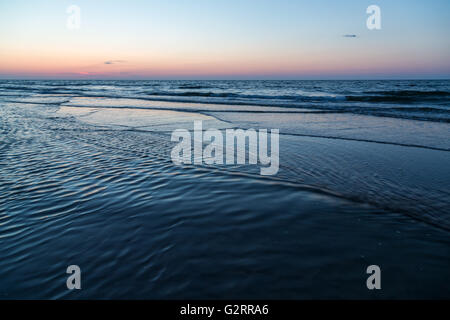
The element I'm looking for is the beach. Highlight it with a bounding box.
[0,80,449,298]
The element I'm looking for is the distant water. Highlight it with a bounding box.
[0,80,449,299]
[1,79,449,122]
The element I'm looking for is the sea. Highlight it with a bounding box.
[0,80,449,299]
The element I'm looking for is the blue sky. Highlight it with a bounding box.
[0,0,449,79]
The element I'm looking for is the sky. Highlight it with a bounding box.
[0,0,449,80]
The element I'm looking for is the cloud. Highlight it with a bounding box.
[104,60,127,65]
[343,34,357,38]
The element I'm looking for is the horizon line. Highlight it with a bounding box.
[1,78,450,81]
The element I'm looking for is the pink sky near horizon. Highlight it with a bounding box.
[1,1,449,79]
[2,48,448,79]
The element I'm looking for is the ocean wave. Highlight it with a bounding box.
[0,85,88,95]
[1,80,449,124]
[347,90,450,103]
[363,90,449,96]
[177,85,211,89]
[0,86,33,91]
[145,90,345,102]
[56,91,449,123]
[385,106,450,113]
